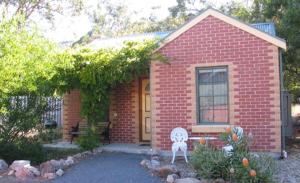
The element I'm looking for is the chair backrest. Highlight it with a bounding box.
[170,127,188,143]
[228,126,243,142]
[232,126,243,138]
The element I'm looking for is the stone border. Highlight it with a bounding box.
[0,148,103,181]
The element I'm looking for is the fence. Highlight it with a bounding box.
[0,96,63,127]
[42,97,63,127]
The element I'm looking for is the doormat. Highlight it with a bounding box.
[139,144,150,146]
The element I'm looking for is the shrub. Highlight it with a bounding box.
[0,137,45,165]
[190,127,277,183]
[76,129,100,151]
[39,127,63,143]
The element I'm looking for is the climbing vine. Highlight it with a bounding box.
[55,40,164,126]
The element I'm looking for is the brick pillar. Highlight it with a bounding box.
[62,90,85,141]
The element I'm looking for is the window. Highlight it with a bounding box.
[197,67,229,124]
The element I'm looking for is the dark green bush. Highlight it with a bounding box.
[0,138,45,165]
[190,128,277,183]
[76,129,100,151]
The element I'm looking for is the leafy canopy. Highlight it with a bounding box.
[56,41,161,124]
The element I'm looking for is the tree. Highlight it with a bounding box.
[0,0,84,23]
[254,0,300,102]
[168,0,213,21]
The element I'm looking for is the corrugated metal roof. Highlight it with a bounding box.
[251,23,276,36]
[87,32,170,49]
[86,23,276,49]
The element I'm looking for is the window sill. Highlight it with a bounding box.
[192,125,230,133]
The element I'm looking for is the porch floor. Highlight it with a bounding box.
[101,143,153,155]
[43,141,154,155]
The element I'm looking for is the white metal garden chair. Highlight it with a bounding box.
[222,126,244,156]
[170,127,188,164]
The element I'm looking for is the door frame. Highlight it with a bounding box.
[139,77,150,142]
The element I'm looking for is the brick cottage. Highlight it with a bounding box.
[62,8,287,153]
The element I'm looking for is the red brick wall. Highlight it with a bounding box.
[63,80,140,143]
[63,90,85,141]
[109,80,139,143]
[151,15,281,152]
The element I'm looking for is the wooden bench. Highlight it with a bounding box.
[69,121,111,144]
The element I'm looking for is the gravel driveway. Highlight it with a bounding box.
[0,152,162,183]
[48,152,162,183]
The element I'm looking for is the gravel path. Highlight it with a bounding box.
[48,152,162,183]
[0,152,162,183]
[275,140,300,183]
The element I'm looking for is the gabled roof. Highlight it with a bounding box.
[157,8,286,50]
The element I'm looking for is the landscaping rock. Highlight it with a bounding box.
[15,166,34,179]
[73,153,82,159]
[157,165,178,177]
[50,159,64,170]
[186,172,197,178]
[43,172,56,179]
[8,169,15,176]
[64,156,74,166]
[40,161,55,175]
[56,169,64,176]
[10,160,30,171]
[151,155,160,161]
[174,178,202,183]
[140,159,151,168]
[167,174,179,183]
[24,165,40,176]
[93,148,103,154]
[0,159,8,171]
[150,159,160,168]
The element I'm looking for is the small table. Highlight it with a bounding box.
[189,137,218,148]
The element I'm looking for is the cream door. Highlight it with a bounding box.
[141,79,151,141]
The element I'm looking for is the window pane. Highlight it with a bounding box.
[199,84,213,96]
[197,67,229,124]
[214,109,228,123]
[198,69,212,83]
[200,109,214,123]
[199,96,213,108]
[213,68,227,83]
[213,83,227,96]
[214,96,227,107]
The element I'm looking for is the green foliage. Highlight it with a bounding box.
[0,17,60,96]
[39,128,63,143]
[0,137,45,165]
[0,95,48,143]
[190,129,277,183]
[0,0,84,23]
[56,40,160,125]
[76,129,100,151]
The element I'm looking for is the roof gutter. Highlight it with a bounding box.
[279,48,286,159]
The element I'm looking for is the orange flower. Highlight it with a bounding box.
[225,127,231,134]
[232,133,238,142]
[250,170,256,177]
[242,158,249,167]
[199,138,206,145]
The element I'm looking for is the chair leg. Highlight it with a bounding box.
[183,149,188,163]
[171,150,176,164]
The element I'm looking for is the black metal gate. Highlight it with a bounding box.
[42,97,63,127]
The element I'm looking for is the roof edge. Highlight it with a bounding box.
[156,8,287,51]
